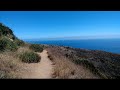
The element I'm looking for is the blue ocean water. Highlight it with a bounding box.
[25,39,120,54]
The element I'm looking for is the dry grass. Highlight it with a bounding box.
[47,47,99,79]
[0,44,100,79]
[0,46,35,78]
[0,51,22,78]
[17,46,32,54]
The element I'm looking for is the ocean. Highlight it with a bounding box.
[25,39,120,54]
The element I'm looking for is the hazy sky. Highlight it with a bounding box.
[0,11,120,40]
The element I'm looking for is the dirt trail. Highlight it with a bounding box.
[20,50,53,79]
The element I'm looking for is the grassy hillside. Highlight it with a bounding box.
[0,23,25,51]
[0,23,43,78]
[46,46,120,79]
[0,23,16,39]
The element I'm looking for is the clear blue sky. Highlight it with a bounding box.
[0,11,120,40]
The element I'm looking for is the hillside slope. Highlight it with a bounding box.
[0,23,25,51]
[0,23,53,79]
[47,46,120,79]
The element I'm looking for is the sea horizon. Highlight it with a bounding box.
[24,38,120,54]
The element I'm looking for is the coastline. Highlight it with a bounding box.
[25,39,120,55]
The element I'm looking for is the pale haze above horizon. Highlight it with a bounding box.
[0,11,120,40]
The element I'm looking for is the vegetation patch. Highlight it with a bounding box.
[0,23,17,40]
[14,39,25,46]
[74,58,95,69]
[0,37,18,52]
[29,44,43,52]
[73,58,107,79]
[19,51,41,63]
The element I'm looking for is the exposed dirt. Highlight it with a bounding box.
[19,50,53,79]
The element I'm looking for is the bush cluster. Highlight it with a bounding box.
[19,51,41,63]
[0,37,18,51]
[29,44,43,52]
[14,39,25,46]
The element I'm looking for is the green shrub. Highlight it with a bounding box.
[0,31,2,37]
[0,23,13,36]
[19,51,41,63]
[0,38,7,51]
[7,41,18,51]
[29,44,43,52]
[14,39,25,46]
[0,37,18,51]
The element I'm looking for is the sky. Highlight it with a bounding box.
[0,11,120,40]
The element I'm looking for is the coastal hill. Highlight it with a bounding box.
[0,23,120,79]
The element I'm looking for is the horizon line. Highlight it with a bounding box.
[22,37,120,41]
[20,34,120,40]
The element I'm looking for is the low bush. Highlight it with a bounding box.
[0,38,7,51]
[19,51,40,63]
[29,44,43,52]
[0,37,18,52]
[14,39,25,46]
